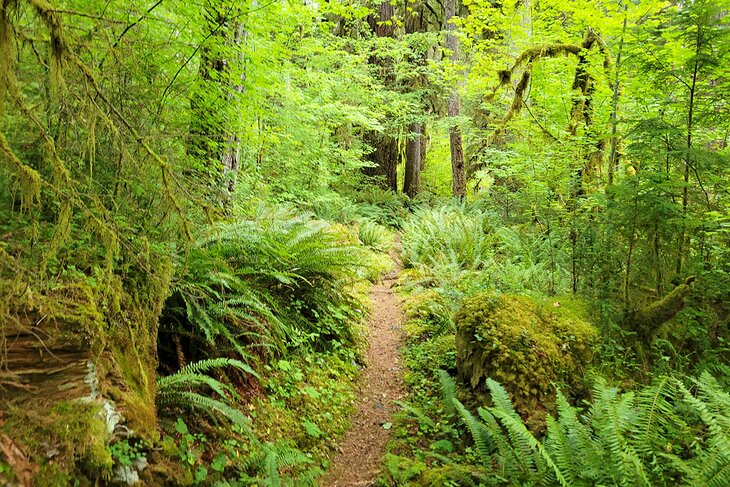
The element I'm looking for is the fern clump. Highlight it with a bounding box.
[159,207,370,373]
[401,205,493,271]
[156,358,257,428]
[438,371,730,486]
[455,292,597,426]
[357,219,393,252]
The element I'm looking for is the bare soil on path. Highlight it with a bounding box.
[320,255,405,486]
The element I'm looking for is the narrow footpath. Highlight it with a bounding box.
[321,254,405,486]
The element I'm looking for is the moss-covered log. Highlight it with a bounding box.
[455,293,598,427]
[0,259,172,484]
[628,276,696,341]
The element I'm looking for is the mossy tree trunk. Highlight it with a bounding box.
[403,122,422,197]
[445,0,466,198]
[627,276,696,343]
[363,0,399,191]
[189,0,247,203]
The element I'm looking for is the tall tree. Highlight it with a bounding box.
[363,0,399,191]
[402,0,433,197]
[444,0,466,198]
[404,122,422,197]
[190,1,247,203]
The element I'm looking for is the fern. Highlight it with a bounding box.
[401,205,493,271]
[395,401,438,430]
[156,358,254,427]
[438,372,730,486]
[454,400,496,466]
[160,206,370,372]
[437,369,458,416]
[241,441,319,487]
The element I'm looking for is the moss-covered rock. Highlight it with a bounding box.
[455,292,597,424]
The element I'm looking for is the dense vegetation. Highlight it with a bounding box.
[0,0,727,485]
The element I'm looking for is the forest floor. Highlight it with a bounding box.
[320,249,405,486]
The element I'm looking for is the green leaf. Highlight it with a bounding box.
[175,418,189,435]
[302,420,323,438]
[431,439,454,453]
[211,454,228,473]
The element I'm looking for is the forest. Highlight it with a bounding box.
[0,0,728,485]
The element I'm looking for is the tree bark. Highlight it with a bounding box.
[676,26,701,276]
[607,15,627,186]
[189,2,246,201]
[628,276,695,343]
[363,0,398,191]
[445,0,466,198]
[364,131,399,191]
[403,122,422,197]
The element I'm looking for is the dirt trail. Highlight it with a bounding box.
[321,253,405,486]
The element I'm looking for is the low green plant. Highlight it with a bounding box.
[494,226,570,294]
[162,418,321,486]
[437,370,730,486]
[159,206,371,371]
[108,439,147,468]
[401,205,493,271]
[160,248,280,366]
[357,219,393,252]
[156,358,256,428]
[196,209,368,349]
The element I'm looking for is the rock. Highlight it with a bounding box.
[455,292,597,427]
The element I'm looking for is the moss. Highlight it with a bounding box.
[629,276,695,341]
[100,255,173,440]
[1,241,173,481]
[405,334,457,378]
[455,292,598,426]
[1,400,113,485]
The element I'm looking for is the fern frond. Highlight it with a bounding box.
[437,369,458,416]
[395,401,438,430]
[452,397,496,464]
[490,406,569,487]
[161,391,249,427]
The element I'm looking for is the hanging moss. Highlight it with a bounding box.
[455,292,598,428]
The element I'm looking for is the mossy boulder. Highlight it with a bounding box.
[455,293,597,423]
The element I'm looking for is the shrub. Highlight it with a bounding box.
[401,205,493,271]
[454,292,598,425]
[494,226,571,294]
[159,207,370,374]
[357,219,393,252]
[157,358,256,428]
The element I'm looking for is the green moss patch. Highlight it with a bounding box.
[455,292,598,426]
[1,400,112,486]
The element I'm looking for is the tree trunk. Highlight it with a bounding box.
[189,2,246,201]
[363,131,399,191]
[445,0,466,198]
[607,16,627,186]
[419,123,428,171]
[363,0,398,190]
[404,122,422,197]
[628,276,695,343]
[676,28,700,276]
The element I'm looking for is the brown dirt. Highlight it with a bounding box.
[320,254,405,486]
